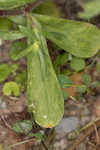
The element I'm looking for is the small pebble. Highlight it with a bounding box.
[1,102,7,109]
[56,117,79,134]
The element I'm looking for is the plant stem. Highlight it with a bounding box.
[5,138,35,150]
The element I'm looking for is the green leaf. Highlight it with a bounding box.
[79,0,100,19]
[0,0,37,10]
[33,0,61,17]
[15,70,27,90]
[27,15,64,128]
[70,57,85,71]
[53,52,69,73]
[8,16,26,25]
[0,31,25,41]
[9,41,27,60]
[0,17,14,31]
[3,81,20,96]
[54,52,69,66]
[28,132,43,142]
[34,14,100,58]
[10,64,19,73]
[90,81,100,88]
[62,90,69,99]
[82,74,92,86]
[0,64,17,83]
[77,85,87,93]
[58,74,72,88]
[13,120,32,134]
[0,64,11,82]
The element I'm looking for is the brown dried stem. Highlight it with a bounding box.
[67,118,100,150]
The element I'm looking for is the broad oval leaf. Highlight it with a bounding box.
[0,0,37,10]
[34,14,100,58]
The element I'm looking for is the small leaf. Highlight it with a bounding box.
[15,70,27,90]
[79,0,100,19]
[10,64,19,73]
[8,16,26,25]
[0,63,18,83]
[53,52,69,73]
[3,81,20,96]
[54,52,69,66]
[0,17,14,31]
[58,74,72,88]
[0,64,13,82]
[28,132,43,142]
[0,31,25,41]
[34,14,100,58]
[9,41,27,60]
[62,90,69,99]
[77,85,87,93]
[82,74,92,86]
[0,0,37,10]
[33,0,61,17]
[90,81,100,88]
[70,57,85,71]
[13,120,32,134]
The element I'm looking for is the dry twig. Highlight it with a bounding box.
[67,118,100,150]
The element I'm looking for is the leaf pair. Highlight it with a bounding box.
[2,14,100,58]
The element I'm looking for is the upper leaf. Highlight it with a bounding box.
[33,0,61,17]
[79,0,100,19]
[34,14,100,58]
[0,0,37,10]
